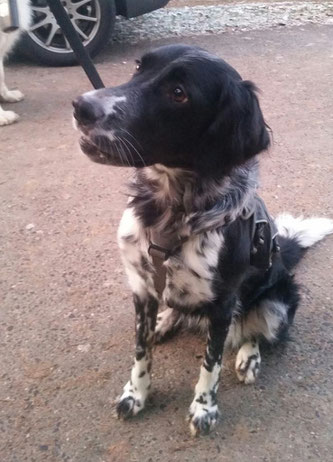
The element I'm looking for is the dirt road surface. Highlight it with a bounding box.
[1,23,333,462]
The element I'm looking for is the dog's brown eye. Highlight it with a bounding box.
[172,86,188,103]
[135,60,141,72]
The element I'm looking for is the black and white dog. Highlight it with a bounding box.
[73,45,333,436]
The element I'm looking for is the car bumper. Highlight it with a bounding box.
[119,0,170,18]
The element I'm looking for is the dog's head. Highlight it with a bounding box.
[73,45,270,176]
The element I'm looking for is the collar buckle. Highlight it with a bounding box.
[148,242,171,261]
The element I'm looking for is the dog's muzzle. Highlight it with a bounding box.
[73,92,144,167]
[72,96,105,127]
[73,95,116,165]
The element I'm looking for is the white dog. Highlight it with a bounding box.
[0,0,31,126]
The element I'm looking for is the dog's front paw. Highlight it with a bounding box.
[1,89,24,103]
[235,341,261,384]
[154,308,180,343]
[117,396,142,419]
[187,399,220,436]
[116,381,146,419]
[0,110,19,126]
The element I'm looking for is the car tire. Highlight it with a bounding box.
[20,0,116,66]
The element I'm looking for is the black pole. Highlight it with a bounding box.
[46,0,105,89]
[4,0,20,32]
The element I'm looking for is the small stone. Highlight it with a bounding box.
[77,344,91,352]
[25,223,35,230]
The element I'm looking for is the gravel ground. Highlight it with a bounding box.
[168,0,322,7]
[113,2,333,43]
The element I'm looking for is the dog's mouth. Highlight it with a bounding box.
[78,134,144,167]
[79,136,114,165]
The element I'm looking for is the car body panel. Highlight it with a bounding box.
[116,0,170,18]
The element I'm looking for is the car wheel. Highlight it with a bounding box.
[20,0,115,66]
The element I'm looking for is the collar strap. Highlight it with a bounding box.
[148,232,187,296]
[148,242,172,262]
[148,241,169,296]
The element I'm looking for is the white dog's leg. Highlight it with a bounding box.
[0,104,19,125]
[0,58,21,125]
[0,58,24,103]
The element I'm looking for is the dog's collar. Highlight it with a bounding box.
[148,230,187,296]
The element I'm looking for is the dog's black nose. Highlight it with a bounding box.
[72,96,104,125]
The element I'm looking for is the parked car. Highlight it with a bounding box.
[21,0,170,66]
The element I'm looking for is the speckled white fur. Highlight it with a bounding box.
[188,364,221,436]
[163,230,224,309]
[117,207,156,300]
[235,339,261,384]
[118,355,152,416]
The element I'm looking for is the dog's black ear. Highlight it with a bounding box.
[196,79,270,176]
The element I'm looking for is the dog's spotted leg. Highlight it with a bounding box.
[235,339,261,384]
[116,207,158,419]
[188,305,232,436]
[188,363,221,436]
[117,294,158,419]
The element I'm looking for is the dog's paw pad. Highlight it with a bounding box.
[188,397,219,436]
[235,342,261,384]
[116,395,145,419]
[2,89,24,103]
[188,405,219,436]
[116,380,146,419]
[0,110,19,126]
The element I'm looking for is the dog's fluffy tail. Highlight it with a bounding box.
[275,214,333,270]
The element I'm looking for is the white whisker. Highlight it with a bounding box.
[119,128,144,150]
[118,136,136,166]
[113,136,125,167]
[119,131,146,167]
[115,135,130,167]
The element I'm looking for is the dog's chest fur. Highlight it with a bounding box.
[163,230,223,309]
[117,163,257,311]
[118,162,258,310]
[118,209,223,312]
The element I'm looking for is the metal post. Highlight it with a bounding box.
[46,0,105,89]
[1,0,20,32]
